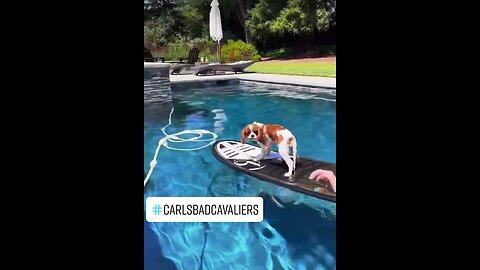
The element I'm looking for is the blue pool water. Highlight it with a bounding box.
[144,81,336,270]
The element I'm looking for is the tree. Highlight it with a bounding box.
[143,0,336,53]
[252,0,336,48]
[144,6,182,48]
[179,4,205,40]
[245,0,288,50]
[318,0,336,30]
[144,17,170,48]
[232,0,256,43]
[144,0,176,19]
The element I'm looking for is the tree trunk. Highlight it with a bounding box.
[235,0,255,44]
[244,0,253,44]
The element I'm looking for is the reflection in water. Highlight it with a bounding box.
[144,95,212,132]
[211,109,228,134]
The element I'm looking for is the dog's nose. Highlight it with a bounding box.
[250,134,254,138]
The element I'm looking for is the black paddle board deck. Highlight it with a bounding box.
[212,140,336,203]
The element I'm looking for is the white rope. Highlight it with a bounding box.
[144,107,218,187]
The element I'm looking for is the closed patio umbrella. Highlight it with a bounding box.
[209,0,223,63]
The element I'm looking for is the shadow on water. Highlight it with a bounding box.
[170,98,211,121]
[260,193,336,259]
[144,96,211,127]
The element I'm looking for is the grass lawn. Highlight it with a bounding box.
[245,62,336,77]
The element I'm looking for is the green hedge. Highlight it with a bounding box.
[152,38,262,63]
[221,39,261,63]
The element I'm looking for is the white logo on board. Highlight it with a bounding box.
[233,160,266,171]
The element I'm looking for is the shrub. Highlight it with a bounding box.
[221,39,260,63]
[155,37,264,63]
[144,21,169,48]
[199,48,217,63]
[189,37,218,63]
[164,40,190,61]
[316,45,336,56]
[263,47,296,58]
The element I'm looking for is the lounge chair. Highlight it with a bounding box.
[193,60,254,76]
[170,48,200,75]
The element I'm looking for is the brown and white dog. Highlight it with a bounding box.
[241,122,297,177]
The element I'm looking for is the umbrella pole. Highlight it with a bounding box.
[217,40,221,64]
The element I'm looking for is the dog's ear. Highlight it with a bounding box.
[257,126,265,142]
[240,128,247,144]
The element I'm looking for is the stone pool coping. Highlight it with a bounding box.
[170,73,336,90]
[144,62,171,69]
[143,62,336,90]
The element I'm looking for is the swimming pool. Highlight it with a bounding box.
[144,80,336,270]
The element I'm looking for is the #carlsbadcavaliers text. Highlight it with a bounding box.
[163,204,259,216]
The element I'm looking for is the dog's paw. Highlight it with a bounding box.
[253,155,263,162]
[284,172,292,177]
